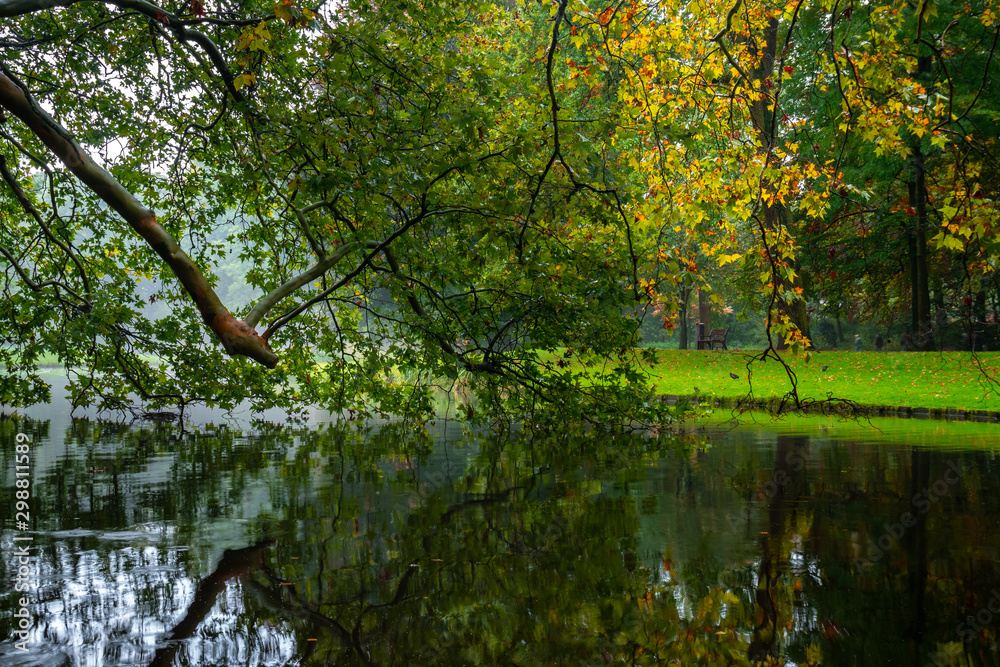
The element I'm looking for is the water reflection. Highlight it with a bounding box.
[2,415,1000,666]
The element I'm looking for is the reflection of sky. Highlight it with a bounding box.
[2,373,296,666]
[19,369,311,437]
[19,369,469,443]
[1,372,472,666]
[5,383,1000,665]
[0,537,296,667]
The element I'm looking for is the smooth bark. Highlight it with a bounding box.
[245,242,359,330]
[0,70,278,366]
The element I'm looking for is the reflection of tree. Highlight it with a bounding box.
[907,447,930,654]
[149,540,272,667]
[6,417,1000,666]
[748,436,808,663]
[239,435,773,665]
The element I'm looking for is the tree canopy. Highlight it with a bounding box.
[1,0,997,423]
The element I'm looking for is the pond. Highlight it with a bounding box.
[2,380,1000,666]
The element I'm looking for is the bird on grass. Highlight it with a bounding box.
[821,365,829,372]
[729,372,740,380]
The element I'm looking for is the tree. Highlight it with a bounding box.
[2,0,997,420]
[613,0,999,359]
[0,0,684,423]
[774,0,1000,351]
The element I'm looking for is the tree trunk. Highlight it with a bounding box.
[698,287,711,333]
[974,290,987,328]
[747,18,811,348]
[992,275,1000,344]
[678,285,690,350]
[905,51,935,352]
[908,218,918,335]
[908,145,934,351]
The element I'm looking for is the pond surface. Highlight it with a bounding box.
[2,396,1000,666]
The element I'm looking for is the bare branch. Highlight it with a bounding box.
[244,241,358,329]
[0,152,91,303]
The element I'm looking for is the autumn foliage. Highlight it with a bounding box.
[0,0,996,419]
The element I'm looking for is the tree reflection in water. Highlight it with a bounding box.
[2,416,1000,666]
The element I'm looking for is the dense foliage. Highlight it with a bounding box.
[1,0,997,421]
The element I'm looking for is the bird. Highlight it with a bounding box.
[729,372,739,380]
[821,365,828,372]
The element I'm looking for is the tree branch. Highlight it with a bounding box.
[516,0,569,261]
[0,242,84,302]
[0,152,92,302]
[0,68,277,367]
[0,0,249,104]
[248,125,328,259]
[710,0,753,83]
[244,241,358,329]
[0,0,72,16]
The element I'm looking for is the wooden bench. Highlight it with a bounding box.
[697,327,729,350]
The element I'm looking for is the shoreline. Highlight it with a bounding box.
[8,359,1000,424]
[660,393,1000,423]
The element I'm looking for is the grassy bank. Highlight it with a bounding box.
[693,410,1000,448]
[634,350,1000,412]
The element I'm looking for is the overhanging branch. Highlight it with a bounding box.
[0,68,278,367]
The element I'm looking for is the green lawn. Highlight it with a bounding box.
[636,349,1000,412]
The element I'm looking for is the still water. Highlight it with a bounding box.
[2,391,1000,666]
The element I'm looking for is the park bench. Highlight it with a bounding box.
[697,327,729,350]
